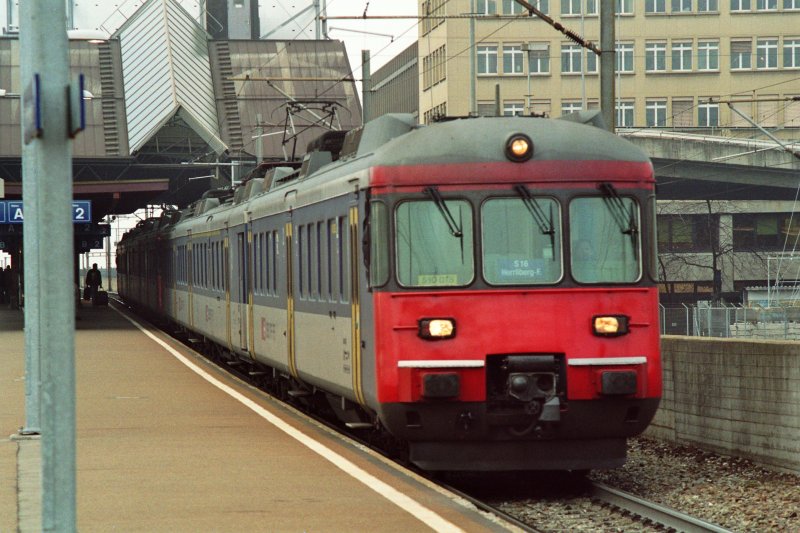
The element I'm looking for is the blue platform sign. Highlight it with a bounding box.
[7,201,23,223]
[0,200,92,223]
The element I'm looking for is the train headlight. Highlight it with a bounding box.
[505,134,534,162]
[592,315,629,337]
[418,318,456,340]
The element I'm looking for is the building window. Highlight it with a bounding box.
[731,40,752,69]
[756,0,777,8]
[503,0,525,13]
[476,0,497,14]
[527,43,550,74]
[586,49,598,72]
[672,41,693,71]
[616,0,633,13]
[504,102,525,116]
[733,213,800,250]
[646,0,667,12]
[646,42,667,71]
[756,38,778,69]
[698,101,719,126]
[531,0,549,13]
[616,42,634,73]
[646,100,668,127]
[672,0,692,12]
[503,45,524,74]
[561,44,583,73]
[477,102,495,117]
[698,40,719,70]
[672,99,694,127]
[585,0,598,13]
[477,45,498,74]
[616,101,635,127]
[731,0,751,10]
[562,0,582,14]
[562,101,584,114]
[784,38,800,68]
[786,0,800,9]
[698,0,718,10]
[658,215,717,252]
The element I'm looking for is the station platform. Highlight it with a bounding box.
[0,301,518,532]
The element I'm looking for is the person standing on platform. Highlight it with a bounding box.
[0,265,6,304]
[6,265,19,309]
[85,263,102,302]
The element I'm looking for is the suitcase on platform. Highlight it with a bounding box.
[83,286,91,301]
[92,290,108,306]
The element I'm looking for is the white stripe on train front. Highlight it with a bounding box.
[568,357,647,366]
[397,360,485,369]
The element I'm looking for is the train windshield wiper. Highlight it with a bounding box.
[424,186,463,238]
[514,185,556,258]
[598,182,639,258]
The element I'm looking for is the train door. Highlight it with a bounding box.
[237,230,248,351]
[349,206,365,405]
[285,222,297,377]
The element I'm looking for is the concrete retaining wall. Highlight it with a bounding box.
[646,336,800,474]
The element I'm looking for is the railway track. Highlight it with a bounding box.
[589,482,732,532]
[126,302,732,533]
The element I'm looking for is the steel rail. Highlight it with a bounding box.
[590,481,733,533]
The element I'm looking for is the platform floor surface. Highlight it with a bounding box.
[0,302,519,532]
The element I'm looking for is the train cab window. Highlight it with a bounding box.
[569,196,641,283]
[481,197,562,285]
[369,202,390,287]
[395,199,474,287]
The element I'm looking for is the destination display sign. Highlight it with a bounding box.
[0,200,91,224]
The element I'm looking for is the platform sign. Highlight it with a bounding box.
[0,200,92,223]
[68,74,86,138]
[72,200,91,222]
[23,74,42,145]
[7,201,23,223]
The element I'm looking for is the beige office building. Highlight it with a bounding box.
[418,0,800,132]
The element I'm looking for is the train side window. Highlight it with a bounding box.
[271,230,278,295]
[339,216,348,302]
[254,233,261,295]
[309,223,316,299]
[369,201,390,287]
[298,225,305,298]
[326,219,334,301]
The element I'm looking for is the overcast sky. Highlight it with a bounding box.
[1,1,420,73]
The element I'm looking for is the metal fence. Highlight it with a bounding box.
[659,303,800,340]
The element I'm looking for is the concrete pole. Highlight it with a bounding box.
[469,1,477,116]
[600,1,615,132]
[20,1,77,531]
[18,0,40,438]
[313,0,321,39]
[361,50,371,123]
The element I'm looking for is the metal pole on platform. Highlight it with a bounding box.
[18,0,40,439]
[19,0,77,530]
[600,1,615,132]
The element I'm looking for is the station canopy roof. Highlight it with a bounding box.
[0,0,363,221]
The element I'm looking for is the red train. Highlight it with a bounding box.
[117,112,661,471]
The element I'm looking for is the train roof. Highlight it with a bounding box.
[118,112,653,244]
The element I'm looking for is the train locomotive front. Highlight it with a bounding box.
[361,115,661,471]
[117,113,661,472]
